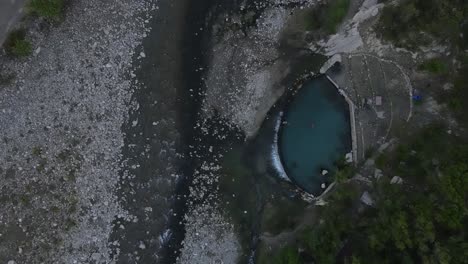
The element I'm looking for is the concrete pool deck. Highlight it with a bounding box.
[326,74,358,165]
[326,53,413,163]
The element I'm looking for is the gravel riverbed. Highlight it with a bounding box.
[0,0,155,262]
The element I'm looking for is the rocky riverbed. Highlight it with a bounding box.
[0,0,155,262]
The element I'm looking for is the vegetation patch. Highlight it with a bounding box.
[273,247,301,264]
[0,72,15,86]
[275,125,468,263]
[378,0,467,48]
[333,157,356,183]
[304,0,350,34]
[4,29,32,57]
[323,0,350,34]
[28,0,65,20]
[418,58,448,75]
[440,56,468,127]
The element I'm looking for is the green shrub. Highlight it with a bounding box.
[323,0,350,34]
[374,153,387,169]
[4,29,32,57]
[28,0,65,20]
[333,158,356,182]
[304,0,350,34]
[446,57,468,126]
[303,10,321,31]
[418,58,448,74]
[274,247,301,264]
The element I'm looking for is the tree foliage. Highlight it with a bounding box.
[379,0,468,48]
[304,0,350,34]
[418,58,448,75]
[275,126,468,263]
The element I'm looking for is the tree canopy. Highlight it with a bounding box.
[273,126,468,263]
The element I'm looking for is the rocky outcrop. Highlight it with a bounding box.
[202,2,307,137]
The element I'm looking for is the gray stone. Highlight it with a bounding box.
[360,191,374,206]
[390,176,403,184]
[91,253,101,261]
[374,169,383,179]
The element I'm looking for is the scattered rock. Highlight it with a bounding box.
[374,169,383,179]
[139,242,146,250]
[91,253,101,261]
[390,176,403,184]
[360,191,374,206]
[315,198,327,206]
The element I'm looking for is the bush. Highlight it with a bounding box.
[446,57,468,126]
[418,58,448,74]
[323,0,350,34]
[4,29,32,57]
[304,0,350,34]
[28,0,65,20]
[374,153,388,169]
[274,247,301,264]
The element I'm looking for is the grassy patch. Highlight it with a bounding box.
[28,0,65,20]
[32,146,43,156]
[0,72,15,86]
[418,58,448,75]
[4,29,32,57]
